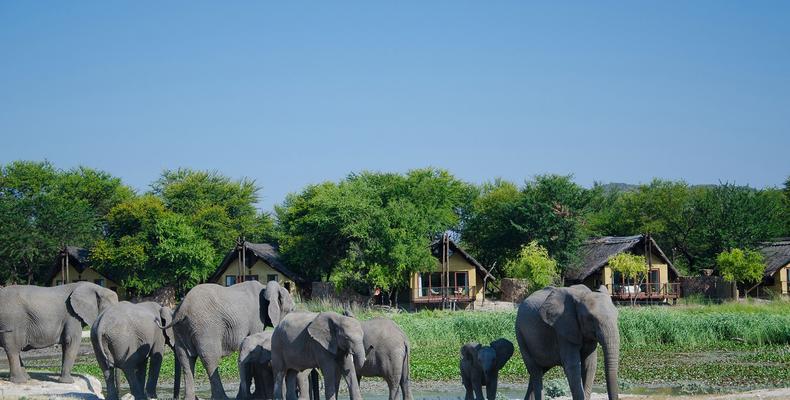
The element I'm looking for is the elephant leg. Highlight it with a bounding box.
[273,367,286,400]
[527,372,544,400]
[285,370,299,400]
[559,346,585,400]
[5,347,28,384]
[199,352,228,400]
[237,361,250,399]
[341,354,363,400]
[59,320,82,384]
[318,360,338,400]
[486,372,499,400]
[295,370,310,400]
[147,352,163,399]
[473,377,484,400]
[385,374,399,400]
[103,367,119,400]
[581,349,597,400]
[176,344,198,400]
[122,365,146,400]
[462,376,474,400]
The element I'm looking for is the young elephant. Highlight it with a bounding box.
[343,311,413,400]
[91,301,177,400]
[237,332,313,400]
[271,311,368,400]
[460,338,514,400]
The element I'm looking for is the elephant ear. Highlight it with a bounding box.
[265,281,283,326]
[490,338,515,371]
[539,288,582,345]
[461,342,481,361]
[307,313,338,355]
[278,286,295,315]
[68,283,100,327]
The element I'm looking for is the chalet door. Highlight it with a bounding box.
[648,269,660,293]
[454,272,468,296]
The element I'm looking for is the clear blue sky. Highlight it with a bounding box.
[1,2,788,210]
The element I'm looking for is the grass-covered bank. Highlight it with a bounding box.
[23,302,790,391]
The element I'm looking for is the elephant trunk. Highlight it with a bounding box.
[600,327,620,400]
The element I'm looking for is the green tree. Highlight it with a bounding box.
[460,179,522,273]
[608,253,648,305]
[504,241,558,291]
[716,248,765,298]
[591,180,785,274]
[92,195,215,295]
[277,168,474,299]
[0,161,130,284]
[151,168,275,263]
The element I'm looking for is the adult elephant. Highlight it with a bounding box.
[271,311,368,400]
[167,280,294,400]
[91,301,177,400]
[460,338,514,400]
[516,285,620,400]
[344,311,412,400]
[0,282,119,383]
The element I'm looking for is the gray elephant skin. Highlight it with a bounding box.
[237,331,314,400]
[91,301,177,400]
[0,282,118,383]
[516,285,620,400]
[271,311,368,400]
[350,313,413,400]
[460,338,514,400]
[166,280,294,400]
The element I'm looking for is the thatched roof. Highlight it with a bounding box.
[46,246,120,283]
[209,242,303,284]
[758,239,790,277]
[565,235,678,282]
[430,238,493,279]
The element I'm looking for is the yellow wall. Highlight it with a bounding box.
[770,265,789,295]
[410,253,484,301]
[212,258,298,293]
[51,265,126,299]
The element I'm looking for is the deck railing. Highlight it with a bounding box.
[604,282,681,300]
[414,286,476,302]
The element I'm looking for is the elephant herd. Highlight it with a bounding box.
[0,280,619,400]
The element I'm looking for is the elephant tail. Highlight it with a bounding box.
[92,324,114,368]
[400,341,412,400]
[154,314,182,330]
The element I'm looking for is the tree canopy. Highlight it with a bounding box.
[277,168,475,294]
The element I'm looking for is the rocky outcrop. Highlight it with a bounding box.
[0,372,103,399]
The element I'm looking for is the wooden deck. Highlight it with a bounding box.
[411,286,476,304]
[605,282,681,302]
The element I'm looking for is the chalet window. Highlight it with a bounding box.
[245,275,259,282]
[94,279,105,287]
[225,275,237,286]
[267,274,278,282]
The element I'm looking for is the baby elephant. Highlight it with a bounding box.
[238,331,313,400]
[460,338,514,400]
[90,301,177,400]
